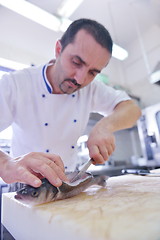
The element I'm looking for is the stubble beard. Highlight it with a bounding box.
[59,79,81,94]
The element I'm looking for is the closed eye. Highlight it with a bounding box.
[72,60,81,67]
[71,56,85,67]
[89,71,96,77]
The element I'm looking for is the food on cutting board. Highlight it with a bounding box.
[15,172,108,205]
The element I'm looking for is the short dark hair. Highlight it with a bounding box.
[60,18,113,54]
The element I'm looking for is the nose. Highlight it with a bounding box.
[74,68,87,85]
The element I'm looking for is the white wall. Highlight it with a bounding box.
[123,25,160,108]
[102,25,160,108]
[0,7,61,65]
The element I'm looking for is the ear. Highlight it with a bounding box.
[55,40,62,58]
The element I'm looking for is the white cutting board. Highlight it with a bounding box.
[2,174,160,240]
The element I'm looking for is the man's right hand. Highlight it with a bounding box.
[0,151,68,187]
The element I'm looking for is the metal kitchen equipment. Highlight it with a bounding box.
[137,102,160,166]
[122,169,160,177]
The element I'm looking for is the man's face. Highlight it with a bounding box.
[49,29,111,94]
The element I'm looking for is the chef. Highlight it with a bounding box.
[0,18,141,188]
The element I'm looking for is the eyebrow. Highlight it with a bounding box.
[74,55,101,74]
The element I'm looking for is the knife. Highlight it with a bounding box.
[121,169,160,177]
[70,158,93,183]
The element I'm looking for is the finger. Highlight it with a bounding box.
[46,160,68,182]
[51,156,65,172]
[37,153,65,171]
[31,163,62,186]
[30,171,44,179]
[15,166,42,187]
[89,145,105,164]
[30,159,68,186]
[108,143,115,156]
[98,145,109,161]
[101,137,116,158]
[109,136,116,152]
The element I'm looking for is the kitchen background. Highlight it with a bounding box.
[0,0,160,172]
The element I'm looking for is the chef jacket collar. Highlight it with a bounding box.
[42,61,54,94]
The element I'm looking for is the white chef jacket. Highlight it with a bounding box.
[0,63,131,170]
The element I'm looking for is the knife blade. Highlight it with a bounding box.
[122,169,160,177]
[70,158,93,183]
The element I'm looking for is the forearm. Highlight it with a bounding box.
[0,150,12,178]
[98,100,141,133]
[87,100,141,164]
